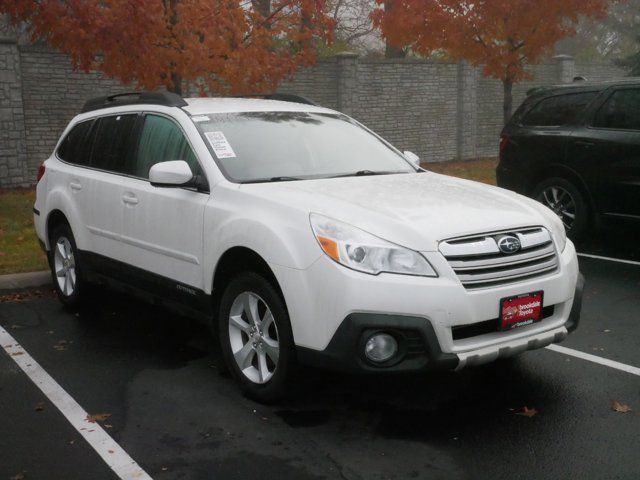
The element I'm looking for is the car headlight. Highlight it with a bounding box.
[309,213,437,277]
[545,208,567,252]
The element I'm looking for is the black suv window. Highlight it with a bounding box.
[593,89,640,130]
[57,120,94,165]
[522,92,597,127]
[134,114,200,179]
[90,114,139,174]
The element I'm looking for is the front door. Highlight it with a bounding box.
[120,113,208,293]
[569,87,640,220]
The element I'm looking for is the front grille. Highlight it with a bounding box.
[439,227,559,289]
[451,305,555,340]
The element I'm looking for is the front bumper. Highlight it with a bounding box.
[297,272,584,373]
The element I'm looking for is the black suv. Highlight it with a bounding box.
[497,80,640,239]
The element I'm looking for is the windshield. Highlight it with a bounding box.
[193,112,415,183]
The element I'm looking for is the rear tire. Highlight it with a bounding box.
[48,223,87,307]
[531,177,589,241]
[217,272,294,403]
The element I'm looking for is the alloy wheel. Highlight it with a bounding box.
[538,186,576,230]
[53,236,76,296]
[228,291,280,384]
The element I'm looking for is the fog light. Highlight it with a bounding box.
[364,333,398,363]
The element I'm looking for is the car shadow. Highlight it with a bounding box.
[63,289,568,447]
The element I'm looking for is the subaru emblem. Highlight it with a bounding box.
[497,235,521,254]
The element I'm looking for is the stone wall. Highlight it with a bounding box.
[18,45,130,183]
[0,40,630,187]
[0,39,28,187]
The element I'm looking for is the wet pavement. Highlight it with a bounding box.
[1,226,639,480]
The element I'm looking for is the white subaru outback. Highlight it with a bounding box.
[34,92,583,401]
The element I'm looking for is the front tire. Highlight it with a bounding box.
[531,177,589,241]
[218,272,294,403]
[48,224,86,307]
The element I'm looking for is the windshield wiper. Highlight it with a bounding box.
[269,176,302,182]
[242,176,303,184]
[328,170,408,179]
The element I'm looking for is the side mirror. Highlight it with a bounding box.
[149,160,194,187]
[403,150,420,168]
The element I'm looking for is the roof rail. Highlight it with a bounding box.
[237,93,318,106]
[81,91,188,113]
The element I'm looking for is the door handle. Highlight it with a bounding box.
[69,181,82,192]
[121,194,139,205]
[574,140,595,147]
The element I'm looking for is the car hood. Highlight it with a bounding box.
[242,172,557,252]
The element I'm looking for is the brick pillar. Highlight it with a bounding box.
[0,38,29,187]
[335,51,358,116]
[456,61,478,160]
[553,54,575,84]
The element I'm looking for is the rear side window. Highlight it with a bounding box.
[90,114,139,174]
[593,89,640,130]
[57,120,94,165]
[134,114,199,179]
[521,92,597,127]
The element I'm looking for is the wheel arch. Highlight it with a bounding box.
[45,209,71,250]
[210,246,289,329]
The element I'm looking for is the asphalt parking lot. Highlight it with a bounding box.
[1,227,640,480]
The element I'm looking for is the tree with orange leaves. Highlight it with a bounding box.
[0,0,334,95]
[373,0,614,123]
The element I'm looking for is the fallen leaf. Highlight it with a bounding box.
[86,413,111,423]
[0,252,6,257]
[11,351,24,356]
[516,406,538,417]
[108,450,114,454]
[35,402,45,412]
[104,424,113,429]
[611,400,632,413]
[10,472,25,480]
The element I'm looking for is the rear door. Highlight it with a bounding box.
[120,113,208,292]
[83,113,140,266]
[568,86,640,219]
[512,91,599,180]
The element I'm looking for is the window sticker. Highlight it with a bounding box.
[205,131,236,159]
[191,115,210,123]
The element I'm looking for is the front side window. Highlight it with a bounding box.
[57,120,94,165]
[522,92,597,127]
[593,89,640,130]
[193,112,414,183]
[134,115,200,179]
[90,114,139,174]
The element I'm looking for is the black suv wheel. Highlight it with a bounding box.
[532,177,589,240]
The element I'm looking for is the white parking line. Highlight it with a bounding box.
[577,252,640,267]
[0,326,153,480]
[546,344,640,377]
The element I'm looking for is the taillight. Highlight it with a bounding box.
[36,163,46,183]
[499,135,510,155]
